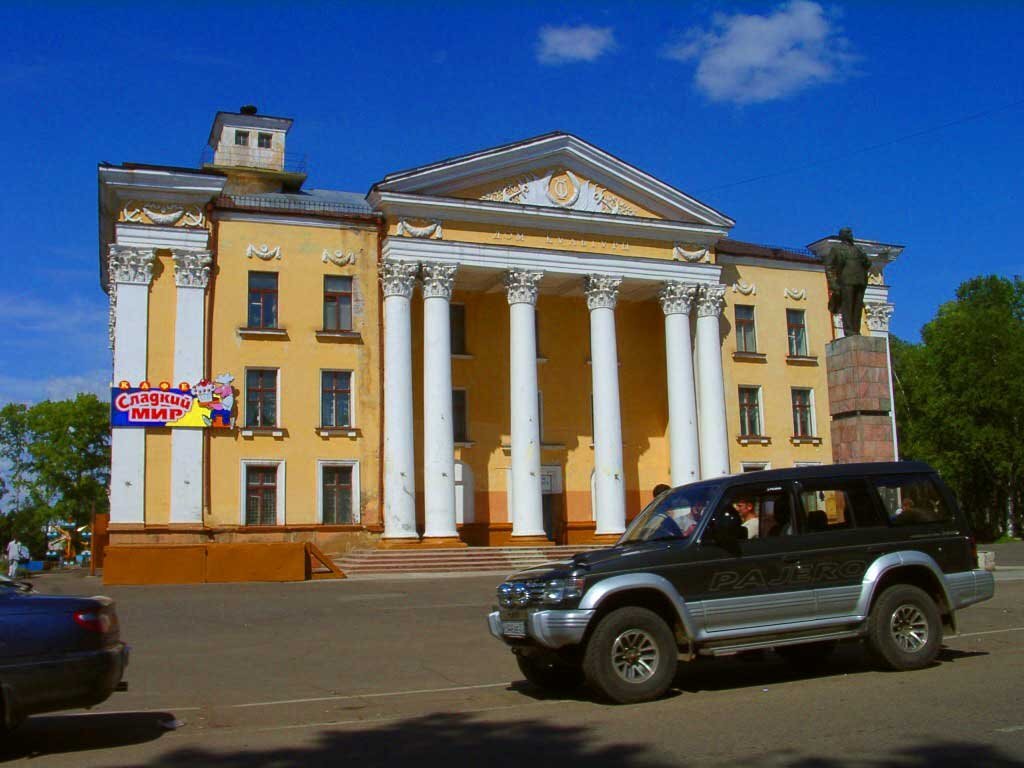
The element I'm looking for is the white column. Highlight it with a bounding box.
[169,249,212,525]
[586,275,626,536]
[108,245,157,525]
[695,284,731,478]
[506,269,545,537]
[421,262,458,540]
[659,281,701,486]
[381,260,420,540]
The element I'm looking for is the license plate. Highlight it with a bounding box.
[502,620,526,638]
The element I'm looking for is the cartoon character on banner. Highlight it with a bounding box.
[211,374,235,427]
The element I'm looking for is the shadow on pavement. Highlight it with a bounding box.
[102,712,1023,768]
[0,711,173,762]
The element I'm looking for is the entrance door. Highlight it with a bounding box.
[540,465,564,543]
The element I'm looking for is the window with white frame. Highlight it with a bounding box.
[321,371,352,428]
[319,462,357,524]
[245,369,278,428]
[257,132,272,149]
[791,388,815,437]
[738,386,762,436]
[234,130,249,146]
[787,309,808,356]
[735,305,757,353]
[241,460,284,526]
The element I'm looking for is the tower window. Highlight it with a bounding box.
[258,132,272,149]
[234,130,249,146]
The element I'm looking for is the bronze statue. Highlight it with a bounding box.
[825,227,871,335]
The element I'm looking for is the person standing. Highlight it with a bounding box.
[6,536,22,579]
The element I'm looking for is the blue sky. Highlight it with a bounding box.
[2,1,1021,404]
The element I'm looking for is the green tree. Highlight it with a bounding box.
[0,394,110,557]
[892,276,1024,539]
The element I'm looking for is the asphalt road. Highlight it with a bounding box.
[2,560,1023,767]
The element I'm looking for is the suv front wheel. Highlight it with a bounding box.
[582,607,678,704]
[867,584,942,670]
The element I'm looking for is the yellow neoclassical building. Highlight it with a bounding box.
[98,107,901,553]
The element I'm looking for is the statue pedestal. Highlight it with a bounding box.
[826,335,896,463]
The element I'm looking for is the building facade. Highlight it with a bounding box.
[98,108,901,552]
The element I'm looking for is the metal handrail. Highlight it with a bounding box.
[200,147,308,174]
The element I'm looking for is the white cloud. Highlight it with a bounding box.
[537,25,616,65]
[663,1,857,104]
[0,370,109,406]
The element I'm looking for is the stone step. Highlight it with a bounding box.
[333,544,608,576]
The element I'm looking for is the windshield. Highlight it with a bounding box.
[619,484,720,544]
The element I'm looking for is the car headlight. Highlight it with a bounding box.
[542,572,586,604]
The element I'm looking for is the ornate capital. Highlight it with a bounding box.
[172,249,212,289]
[505,269,543,306]
[421,262,458,300]
[696,284,727,318]
[584,275,622,311]
[659,281,699,316]
[380,259,418,299]
[108,245,157,286]
[865,302,894,333]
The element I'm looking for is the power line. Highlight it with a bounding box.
[696,97,1024,195]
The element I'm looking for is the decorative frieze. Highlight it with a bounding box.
[659,281,700,316]
[865,302,895,334]
[397,219,443,239]
[732,280,756,296]
[246,243,281,261]
[421,262,458,300]
[322,248,360,267]
[505,269,543,306]
[171,249,212,289]
[784,287,807,301]
[122,201,205,228]
[108,245,157,285]
[673,243,709,263]
[379,259,419,299]
[108,284,117,350]
[585,275,622,311]
[696,284,727,318]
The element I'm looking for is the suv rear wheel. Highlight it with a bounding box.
[867,584,942,670]
[515,654,583,693]
[582,607,678,704]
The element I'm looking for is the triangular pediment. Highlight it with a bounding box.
[372,133,734,229]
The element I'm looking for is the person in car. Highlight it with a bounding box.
[734,498,758,538]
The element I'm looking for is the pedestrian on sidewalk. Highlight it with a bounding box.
[6,536,24,579]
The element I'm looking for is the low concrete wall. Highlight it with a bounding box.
[103,543,308,585]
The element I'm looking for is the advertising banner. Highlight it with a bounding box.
[111,374,235,429]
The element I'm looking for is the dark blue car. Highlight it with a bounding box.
[0,575,128,732]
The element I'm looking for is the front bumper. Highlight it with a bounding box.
[488,609,595,649]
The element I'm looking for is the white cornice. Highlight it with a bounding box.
[98,166,226,207]
[372,191,728,245]
[372,134,735,229]
[214,210,374,230]
[716,253,826,274]
[382,236,723,285]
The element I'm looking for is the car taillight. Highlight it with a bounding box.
[74,610,113,633]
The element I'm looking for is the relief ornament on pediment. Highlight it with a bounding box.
[480,169,637,217]
[122,201,205,228]
[397,219,443,239]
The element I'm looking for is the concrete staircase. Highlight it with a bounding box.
[332,545,608,577]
